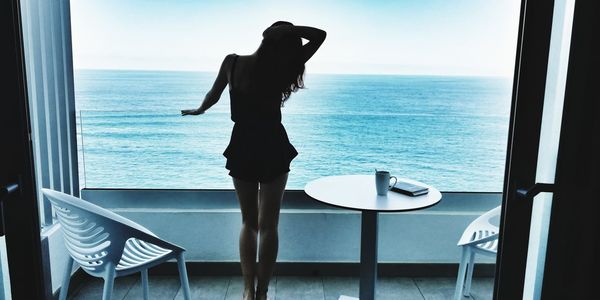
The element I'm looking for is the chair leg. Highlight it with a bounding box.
[464,250,476,297]
[59,256,74,300]
[142,269,150,300]
[177,252,191,300]
[102,266,116,300]
[454,247,470,300]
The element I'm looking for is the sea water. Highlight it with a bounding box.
[75,70,511,191]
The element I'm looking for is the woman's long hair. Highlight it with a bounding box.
[256,21,305,106]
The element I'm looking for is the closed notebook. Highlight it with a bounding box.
[391,181,429,196]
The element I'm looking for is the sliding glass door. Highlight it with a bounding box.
[494,0,556,297]
[496,0,599,299]
[540,0,600,298]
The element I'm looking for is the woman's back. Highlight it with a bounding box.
[228,54,282,124]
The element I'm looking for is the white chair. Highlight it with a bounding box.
[453,206,501,300]
[42,188,192,300]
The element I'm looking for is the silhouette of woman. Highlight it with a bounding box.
[182,21,326,300]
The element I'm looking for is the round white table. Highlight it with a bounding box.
[304,175,442,300]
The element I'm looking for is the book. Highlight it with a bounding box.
[391,181,429,196]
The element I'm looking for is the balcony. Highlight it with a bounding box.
[28,68,504,300]
[52,96,502,299]
[40,106,502,298]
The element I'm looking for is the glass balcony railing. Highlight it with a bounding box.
[76,108,509,191]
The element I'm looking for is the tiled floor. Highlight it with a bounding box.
[68,275,494,300]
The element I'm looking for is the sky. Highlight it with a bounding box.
[70,0,521,76]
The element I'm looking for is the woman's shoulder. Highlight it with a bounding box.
[219,54,238,72]
[226,53,256,67]
[225,53,238,63]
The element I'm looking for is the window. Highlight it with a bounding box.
[72,0,520,191]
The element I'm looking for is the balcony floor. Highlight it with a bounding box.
[68,275,493,299]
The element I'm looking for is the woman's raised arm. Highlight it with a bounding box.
[263,25,327,63]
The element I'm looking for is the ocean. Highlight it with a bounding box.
[75,69,512,191]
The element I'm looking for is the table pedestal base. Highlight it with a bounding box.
[305,175,441,300]
[360,210,378,300]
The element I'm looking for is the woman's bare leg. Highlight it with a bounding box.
[233,177,260,300]
[256,172,288,299]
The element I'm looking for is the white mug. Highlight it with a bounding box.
[375,170,397,196]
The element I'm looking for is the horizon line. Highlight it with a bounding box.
[73,67,512,79]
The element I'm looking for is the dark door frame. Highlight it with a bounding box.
[541,1,600,298]
[494,0,556,299]
[1,0,46,298]
[4,0,596,299]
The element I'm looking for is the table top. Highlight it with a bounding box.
[304,175,442,212]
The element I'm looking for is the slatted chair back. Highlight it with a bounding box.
[42,188,156,277]
[454,205,501,300]
[457,205,501,252]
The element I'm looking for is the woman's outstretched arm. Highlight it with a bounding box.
[263,25,327,63]
[181,54,233,116]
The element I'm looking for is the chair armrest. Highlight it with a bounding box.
[458,232,499,247]
[129,227,186,253]
[85,209,186,253]
[70,209,186,252]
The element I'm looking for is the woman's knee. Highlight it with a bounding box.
[242,218,259,233]
[258,209,280,233]
[258,222,278,235]
[242,223,258,234]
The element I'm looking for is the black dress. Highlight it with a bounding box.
[223,54,298,182]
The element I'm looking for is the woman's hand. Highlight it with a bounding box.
[181,108,204,116]
[262,24,326,63]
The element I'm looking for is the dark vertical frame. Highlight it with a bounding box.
[494,0,555,299]
[541,1,600,298]
[1,0,46,298]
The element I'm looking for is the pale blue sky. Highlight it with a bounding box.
[70,0,521,76]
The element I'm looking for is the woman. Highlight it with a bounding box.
[181,21,326,300]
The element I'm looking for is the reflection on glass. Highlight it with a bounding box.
[1,237,11,299]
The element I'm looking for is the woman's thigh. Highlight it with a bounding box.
[233,177,259,229]
[258,172,289,230]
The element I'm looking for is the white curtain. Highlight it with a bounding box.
[20,0,79,226]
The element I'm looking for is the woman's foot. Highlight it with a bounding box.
[243,288,255,300]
